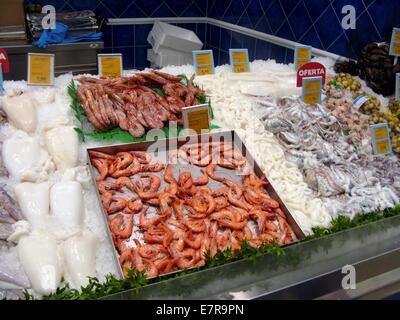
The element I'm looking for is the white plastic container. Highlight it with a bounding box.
[147,21,203,53]
[147,47,193,67]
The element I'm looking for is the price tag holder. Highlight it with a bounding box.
[389,28,400,56]
[370,123,392,156]
[396,73,400,101]
[182,103,210,134]
[302,76,322,105]
[294,45,312,70]
[0,63,3,96]
[27,53,54,86]
[193,50,215,76]
[229,49,250,73]
[98,54,123,78]
[353,95,370,110]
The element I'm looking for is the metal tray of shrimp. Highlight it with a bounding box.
[87,130,306,280]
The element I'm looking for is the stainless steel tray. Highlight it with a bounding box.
[87,130,306,279]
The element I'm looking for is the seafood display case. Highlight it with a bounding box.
[101,213,400,300]
[87,130,305,280]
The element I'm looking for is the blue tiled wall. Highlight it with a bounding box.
[24,0,400,68]
[206,25,294,65]
[103,23,207,69]
[25,0,208,69]
[25,0,207,18]
[208,0,400,59]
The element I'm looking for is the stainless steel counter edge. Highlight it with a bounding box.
[101,213,400,300]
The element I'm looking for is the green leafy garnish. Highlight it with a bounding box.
[328,80,343,90]
[177,73,190,85]
[305,204,400,241]
[68,80,87,141]
[148,85,165,97]
[342,129,351,136]
[74,127,140,143]
[24,270,147,300]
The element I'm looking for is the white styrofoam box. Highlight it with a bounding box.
[147,21,203,53]
[147,47,193,67]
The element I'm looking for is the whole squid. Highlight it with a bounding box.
[0,186,25,223]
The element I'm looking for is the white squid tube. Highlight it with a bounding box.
[45,126,79,171]
[50,181,83,229]
[14,182,50,230]
[1,94,37,133]
[17,231,62,296]
[63,231,97,289]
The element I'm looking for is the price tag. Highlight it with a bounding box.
[182,103,210,134]
[302,77,322,105]
[98,54,123,78]
[396,73,400,101]
[27,53,54,86]
[353,95,370,109]
[294,45,312,70]
[229,49,250,73]
[193,50,214,76]
[370,123,392,156]
[390,28,400,56]
[0,63,3,95]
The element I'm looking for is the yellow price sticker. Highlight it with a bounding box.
[233,63,249,73]
[232,51,248,63]
[374,127,388,140]
[376,140,390,154]
[187,109,210,134]
[304,79,321,92]
[195,53,212,65]
[28,54,53,85]
[297,48,311,59]
[303,92,320,105]
[392,42,400,55]
[296,59,310,69]
[197,65,214,76]
[98,55,122,78]
[395,31,400,42]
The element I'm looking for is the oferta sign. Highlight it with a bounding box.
[296,62,326,87]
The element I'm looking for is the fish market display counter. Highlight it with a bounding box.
[102,214,400,300]
[0,39,103,80]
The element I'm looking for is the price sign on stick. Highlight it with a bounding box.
[294,45,312,70]
[370,123,392,156]
[27,53,54,86]
[396,73,400,101]
[390,28,400,56]
[193,50,215,76]
[98,54,123,78]
[182,104,210,134]
[302,77,322,105]
[229,49,250,73]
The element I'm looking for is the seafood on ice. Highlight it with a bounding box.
[89,143,298,278]
[50,181,84,232]
[44,125,80,171]
[17,230,62,296]
[254,96,400,218]
[76,70,206,137]
[0,241,30,294]
[14,182,50,230]
[63,231,97,289]
[193,70,332,233]
[2,131,54,182]
[0,93,38,133]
